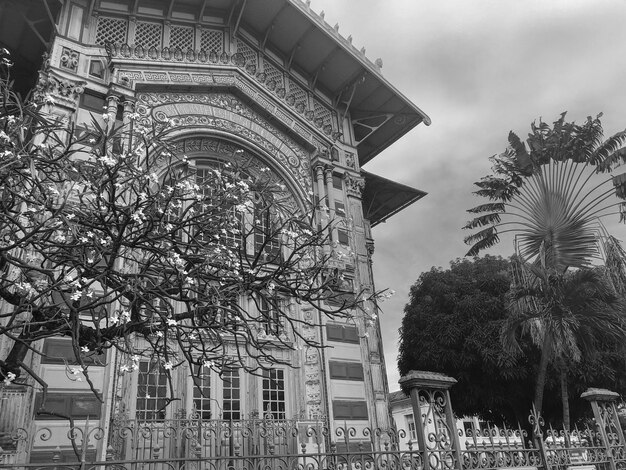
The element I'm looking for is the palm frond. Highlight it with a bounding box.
[601,235,626,295]
[464,226,499,256]
[462,212,502,230]
[612,172,626,199]
[466,202,506,214]
[591,130,626,169]
[508,131,533,173]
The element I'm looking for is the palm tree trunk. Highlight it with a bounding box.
[560,365,571,444]
[534,330,553,416]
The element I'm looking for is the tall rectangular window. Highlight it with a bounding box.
[254,202,281,260]
[222,369,240,420]
[259,296,283,336]
[192,365,212,420]
[332,174,343,190]
[406,414,417,440]
[136,361,168,421]
[195,166,242,248]
[262,369,286,420]
[67,4,84,40]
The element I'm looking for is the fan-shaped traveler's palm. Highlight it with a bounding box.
[464,113,626,422]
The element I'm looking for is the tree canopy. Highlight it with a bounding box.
[0,54,374,411]
[397,255,626,427]
[462,113,626,424]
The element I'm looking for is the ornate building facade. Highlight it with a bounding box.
[0,0,429,463]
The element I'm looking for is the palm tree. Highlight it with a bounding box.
[464,113,626,423]
[503,264,626,429]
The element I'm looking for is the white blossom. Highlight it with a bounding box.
[3,371,16,385]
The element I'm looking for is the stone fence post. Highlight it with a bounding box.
[399,370,462,470]
[581,388,626,470]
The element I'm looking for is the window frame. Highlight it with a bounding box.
[332,400,368,420]
[34,392,102,420]
[328,361,364,381]
[135,360,169,422]
[261,369,286,420]
[326,324,360,344]
[41,337,106,365]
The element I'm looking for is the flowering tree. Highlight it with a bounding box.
[0,55,372,411]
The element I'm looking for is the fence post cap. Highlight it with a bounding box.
[580,388,621,402]
[398,370,457,390]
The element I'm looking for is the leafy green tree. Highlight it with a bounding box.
[464,113,626,423]
[398,256,536,425]
[398,256,626,427]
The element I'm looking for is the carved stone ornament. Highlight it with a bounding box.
[344,174,365,197]
[34,72,86,108]
[345,151,356,169]
[60,47,80,72]
[106,41,339,138]
[135,92,313,195]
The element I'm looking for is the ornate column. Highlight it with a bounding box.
[122,98,135,124]
[313,164,331,252]
[105,94,120,131]
[324,166,337,244]
[582,388,626,470]
[398,371,462,470]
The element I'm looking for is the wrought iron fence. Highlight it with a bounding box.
[2,376,625,470]
[1,417,422,470]
[2,414,625,470]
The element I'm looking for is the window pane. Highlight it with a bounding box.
[332,174,343,190]
[337,230,349,246]
[262,369,285,420]
[332,400,368,420]
[136,361,168,421]
[192,365,212,420]
[222,369,240,420]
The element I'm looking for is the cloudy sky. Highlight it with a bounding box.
[312,0,626,390]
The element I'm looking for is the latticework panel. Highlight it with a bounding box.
[287,78,308,106]
[313,98,333,128]
[170,25,194,50]
[262,59,284,88]
[134,21,162,49]
[200,29,223,52]
[236,40,258,67]
[95,16,128,45]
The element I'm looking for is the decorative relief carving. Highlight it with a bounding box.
[135,92,313,194]
[344,174,365,198]
[144,72,167,81]
[192,74,213,83]
[169,136,300,218]
[107,41,337,139]
[60,47,80,72]
[34,72,86,108]
[169,72,191,82]
[114,67,330,151]
[345,151,356,169]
